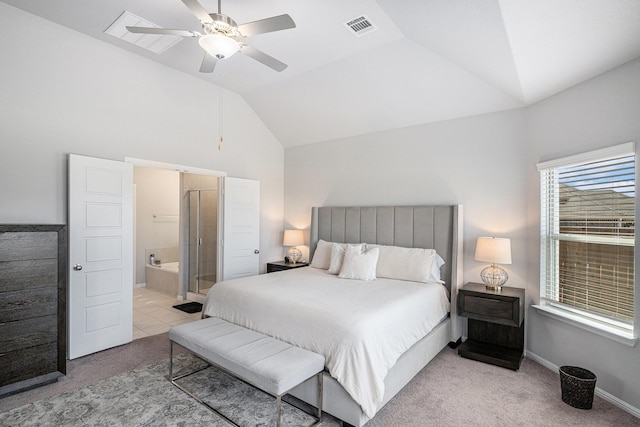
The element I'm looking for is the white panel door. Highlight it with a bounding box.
[68,154,133,359]
[222,177,260,280]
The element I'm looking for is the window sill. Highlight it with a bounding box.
[532,304,638,348]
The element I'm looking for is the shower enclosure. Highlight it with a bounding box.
[188,189,218,295]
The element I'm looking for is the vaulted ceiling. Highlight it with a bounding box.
[4,0,640,147]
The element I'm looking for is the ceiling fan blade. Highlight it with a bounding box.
[240,45,287,72]
[238,14,295,37]
[126,26,199,37]
[182,0,214,23]
[199,52,217,73]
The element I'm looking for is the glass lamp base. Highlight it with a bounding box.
[480,264,508,290]
[287,247,302,264]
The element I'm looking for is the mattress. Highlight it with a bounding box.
[202,266,450,418]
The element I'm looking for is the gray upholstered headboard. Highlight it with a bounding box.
[309,205,463,341]
[309,205,463,304]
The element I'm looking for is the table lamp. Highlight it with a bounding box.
[474,236,512,290]
[283,229,304,264]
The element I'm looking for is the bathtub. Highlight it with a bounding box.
[145,262,179,297]
[159,261,179,274]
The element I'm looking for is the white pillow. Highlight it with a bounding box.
[431,254,446,284]
[338,247,379,281]
[310,239,333,269]
[366,244,436,283]
[327,243,363,274]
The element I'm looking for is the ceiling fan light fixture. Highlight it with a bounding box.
[198,34,239,59]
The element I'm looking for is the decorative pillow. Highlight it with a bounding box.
[310,239,333,269]
[365,244,436,283]
[327,243,363,274]
[338,247,379,281]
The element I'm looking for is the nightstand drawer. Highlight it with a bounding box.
[267,264,288,273]
[266,262,308,273]
[457,283,524,327]
[463,295,514,321]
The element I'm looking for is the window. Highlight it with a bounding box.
[538,142,635,336]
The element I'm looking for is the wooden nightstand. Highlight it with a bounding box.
[457,282,525,370]
[266,261,308,273]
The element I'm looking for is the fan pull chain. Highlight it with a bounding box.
[218,85,224,151]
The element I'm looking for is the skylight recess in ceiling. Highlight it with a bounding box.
[344,15,377,37]
[104,11,182,54]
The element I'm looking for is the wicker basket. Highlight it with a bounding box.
[559,366,597,409]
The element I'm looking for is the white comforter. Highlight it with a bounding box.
[202,266,450,418]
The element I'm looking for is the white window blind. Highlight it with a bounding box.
[538,143,635,330]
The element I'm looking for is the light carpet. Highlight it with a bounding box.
[0,335,638,426]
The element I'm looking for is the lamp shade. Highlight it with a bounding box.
[198,34,240,59]
[283,229,304,247]
[474,237,512,264]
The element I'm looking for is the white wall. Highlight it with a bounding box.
[285,108,529,285]
[133,168,180,284]
[526,58,640,413]
[0,3,284,269]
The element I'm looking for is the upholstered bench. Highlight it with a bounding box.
[169,317,324,426]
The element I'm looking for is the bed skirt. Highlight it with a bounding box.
[289,316,451,426]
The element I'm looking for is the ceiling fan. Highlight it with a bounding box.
[126,0,295,73]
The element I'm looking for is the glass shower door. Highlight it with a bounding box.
[188,189,218,295]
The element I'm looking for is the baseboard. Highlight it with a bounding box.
[134,282,146,289]
[525,350,640,419]
[523,350,557,372]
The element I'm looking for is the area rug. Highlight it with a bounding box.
[0,354,330,426]
[172,301,203,314]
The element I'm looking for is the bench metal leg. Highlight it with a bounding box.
[169,341,173,379]
[317,371,323,422]
[276,394,282,427]
[169,341,238,426]
[169,340,323,426]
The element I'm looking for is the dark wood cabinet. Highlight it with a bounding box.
[0,225,67,397]
[457,282,524,370]
[266,261,308,273]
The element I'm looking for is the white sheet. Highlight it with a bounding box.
[202,267,450,418]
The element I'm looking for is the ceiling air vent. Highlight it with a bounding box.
[344,15,377,37]
[104,11,182,54]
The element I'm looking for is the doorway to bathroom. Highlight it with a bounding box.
[130,161,225,340]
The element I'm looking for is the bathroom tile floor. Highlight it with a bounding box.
[133,287,201,340]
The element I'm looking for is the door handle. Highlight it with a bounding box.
[73,264,83,271]
[254,249,260,254]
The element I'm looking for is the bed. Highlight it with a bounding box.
[202,205,463,426]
